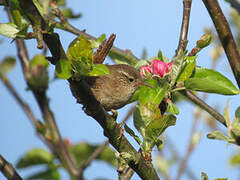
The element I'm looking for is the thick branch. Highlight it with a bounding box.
[0,154,23,180]
[203,0,240,88]
[69,79,160,180]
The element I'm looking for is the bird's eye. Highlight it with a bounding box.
[129,77,134,82]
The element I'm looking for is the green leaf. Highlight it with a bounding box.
[55,59,72,79]
[16,148,54,168]
[138,79,168,105]
[61,8,82,19]
[124,124,142,145]
[67,36,93,75]
[230,153,240,166]
[134,104,160,138]
[145,114,176,142]
[9,0,22,27]
[28,54,49,89]
[30,54,49,67]
[166,102,179,115]
[109,50,138,66]
[185,67,240,95]
[0,57,16,76]
[206,131,230,141]
[158,50,163,61]
[26,168,60,180]
[141,48,147,59]
[134,59,149,69]
[96,34,106,43]
[70,142,117,168]
[88,64,110,76]
[230,128,240,140]
[197,34,212,49]
[201,172,209,180]
[177,56,196,82]
[169,49,185,88]
[0,23,19,38]
[32,0,44,16]
[232,106,240,127]
[235,106,240,119]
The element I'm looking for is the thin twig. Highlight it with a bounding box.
[12,1,79,176]
[176,116,199,180]
[176,0,192,55]
[166,137,197,180]
[78,140,110,178]
[1,76,37,127]
[203,0,240,88]
[55,22,139,64]
[0,154,23,180]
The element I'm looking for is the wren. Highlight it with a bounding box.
[79,64,148,111]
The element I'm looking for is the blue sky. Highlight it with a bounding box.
[1,0,240,179]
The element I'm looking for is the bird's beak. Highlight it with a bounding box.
[138,80,153,88]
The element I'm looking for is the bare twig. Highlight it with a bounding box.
[0,76,37,127]
[0,154,23,180]
[176,116,199,180]
[176,0,192,55]
[78,140,110,178]
[166,137,197,180]
[203,0,240,88]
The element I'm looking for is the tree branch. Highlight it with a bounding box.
[203,0,240,88]
[17,1,160,179]
[0,154,23,180]
[176,0,192,55]
[78,140,109,178]
[5,1,79,177]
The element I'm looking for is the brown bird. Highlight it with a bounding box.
[82,64,149,111]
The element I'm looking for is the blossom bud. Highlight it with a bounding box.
[151,59,169,77]
[140,65,152,78]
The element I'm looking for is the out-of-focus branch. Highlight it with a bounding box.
[0,76,37,127]
[227,0,240,15]
[203,0,240,88]
[176,112,199,180]
[0,76,55,149]
[166,137,197,180]
[4,1,79,177]
[176,0,192,55]
[0,154,23,180]
[78,140,109,178]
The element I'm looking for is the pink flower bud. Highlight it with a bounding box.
[140,65,152,78]
[151,59,169,77]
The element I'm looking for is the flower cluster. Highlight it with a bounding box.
[140,59,172,78]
